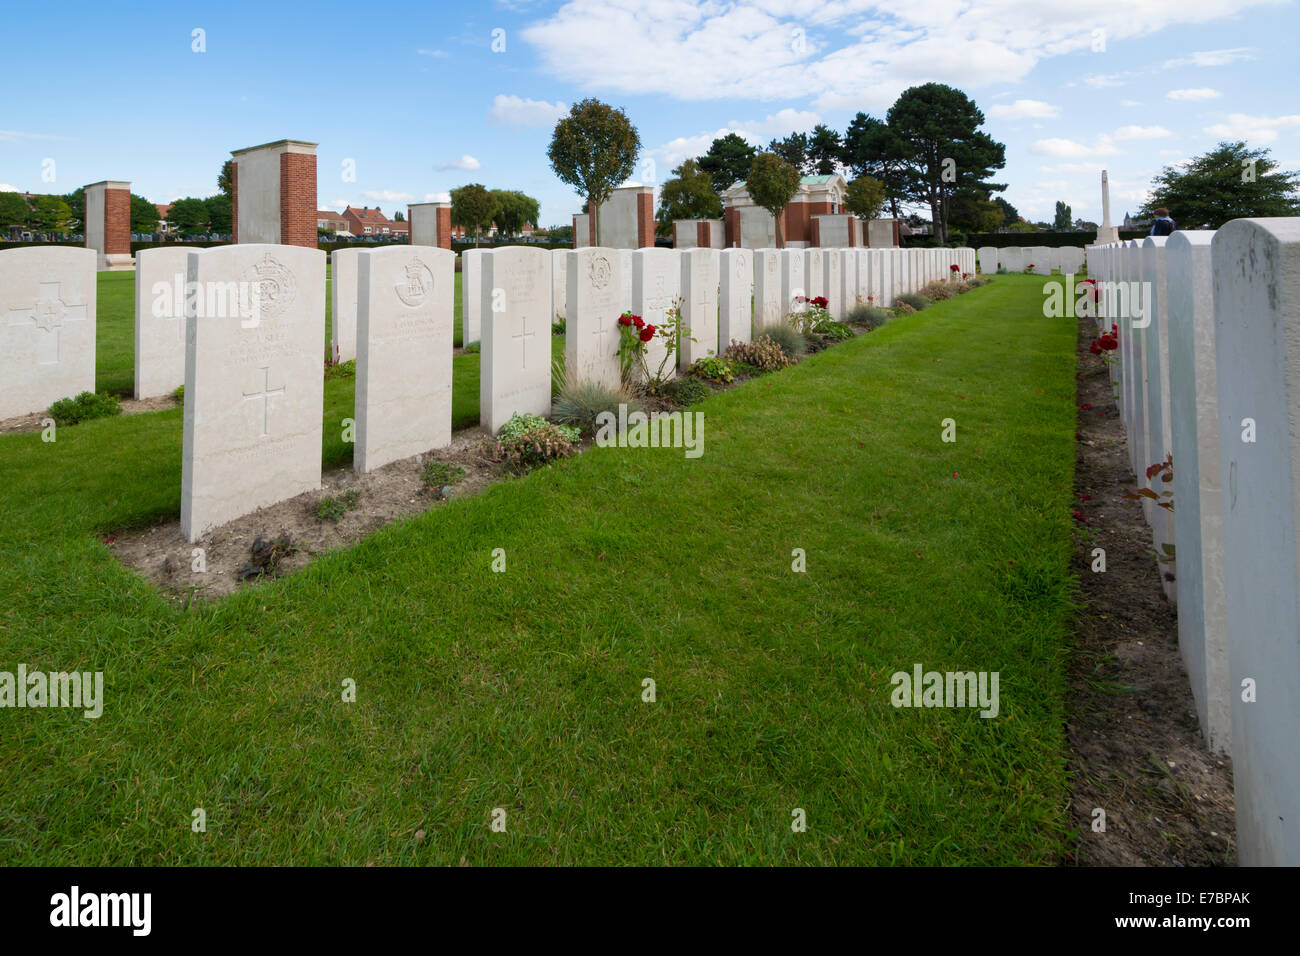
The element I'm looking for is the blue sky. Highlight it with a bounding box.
[2,0,1298,227]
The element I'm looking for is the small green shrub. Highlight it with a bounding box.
[814,320,855,341]
[47,391,122,427]
[759,322,807,359]
[895,293,930,311]
[495,413,581,470]
[951,280,973,294]
[317,489,361,522]
[172,384,185,403]
[845,304,891,329]
[724,335,794,372]
[662,378,709,407]
[552,316,566,335]
[553,378,639,432]
[420,460,467,488]
[894,301,917,315]
[688,355,734,383]
[324,359,356,380]
[464,340,481,353]
[920,281,953,301]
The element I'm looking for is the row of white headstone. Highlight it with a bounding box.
[1087,219,1300,865]
[976,246,1086,276]
[2,241,976,540]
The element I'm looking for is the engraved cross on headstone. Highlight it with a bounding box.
[512,314,536,370]
[243,366,286,438]
[7,280,89,365]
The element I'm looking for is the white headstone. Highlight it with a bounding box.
[631,248,681,380]
[782,249,806,315]
[180,244,325,542]
[134,246,194,399]
[719,248,754,347]
[330,248,360,363]
[978,246,997,275]
[0,247,97,419]
[480,247,552,433]
[679,248,720,369]
[354,246,454,473]
[551,249,570,321]
[566,247,623,391]
[822,249,842,318]
[1210,217,1300,865]
[839,249,858,312]
[803,248,824,302]
[1000,247,1023,273]
[753,249,782,331]
[1166,230,1228,753]
[618,249,634,313]
[461,248,485,346]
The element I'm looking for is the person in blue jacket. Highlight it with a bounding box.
[1149,208,1176,236]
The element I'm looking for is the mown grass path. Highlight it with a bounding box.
[0,275,1076,864]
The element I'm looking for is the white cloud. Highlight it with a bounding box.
[488,94,568,128]
[1031,136,1121,158]
[1163,47,1255,68]
[1167,87,1222,101]
[989,99,1060,121]
[362,189,416,203]
[0,183,19,192]
[417,48,448,57]
[424,191,452,203]
[0,129,68,142]
[328,199,350,212]
[1082,72,1133,89]
[434,154,482,171]
[1204,113,1300,142]
[519,0,1279,108]
[1113,125,1173,140]
[1121,100,1142,107]
[649,109,822,170]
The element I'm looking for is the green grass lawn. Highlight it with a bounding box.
[0,274,1076,865]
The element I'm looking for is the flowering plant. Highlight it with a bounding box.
[617,303,689,393]
[1089,323,1119,356]
[949,263,960,273]
[791,296,832,333]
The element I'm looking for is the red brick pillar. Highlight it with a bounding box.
[725,207,740,247]
[697,221,709,248]
[279,151,317,248]
[810,217,821,248]
[848,218,857,247]
[83,180,132,270]
[230,139,318,246]
[636,191,654,248]
[436,205,451,250]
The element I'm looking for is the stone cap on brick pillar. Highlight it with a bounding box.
[231,139,318,156]
[84,180,131,190]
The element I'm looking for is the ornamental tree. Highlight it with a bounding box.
[450,183,496,246]
[492,189,541,237]
[746,153,801,248]
[1139,141,1300,228]
[548,98,641,244]
[654,159,722,236]
[845,176,886,220]
[697,132,756,193]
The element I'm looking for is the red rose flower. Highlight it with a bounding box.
[950,263,959,271]
[639,326,655,342]
[633,316,644,328]
[618,315,632,326]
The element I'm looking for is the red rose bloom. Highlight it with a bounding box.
[633,316,644,328]
[639,326,655,342]
[618,315,632,326]
[950,263,959,271]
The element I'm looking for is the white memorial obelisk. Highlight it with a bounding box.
[1096,169,1120,245]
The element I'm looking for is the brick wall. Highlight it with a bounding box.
[279,151,317,248]
[636,192,654,248]
[725,208,739,248]
[436,206,451,250]
[104,187,130,255]
[809,217,821,249]
[697,221,710,248]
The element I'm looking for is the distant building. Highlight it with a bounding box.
[720,174,848,248]
[341,205,408,238]
[154,202,172,234]
[317,209,349,234]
